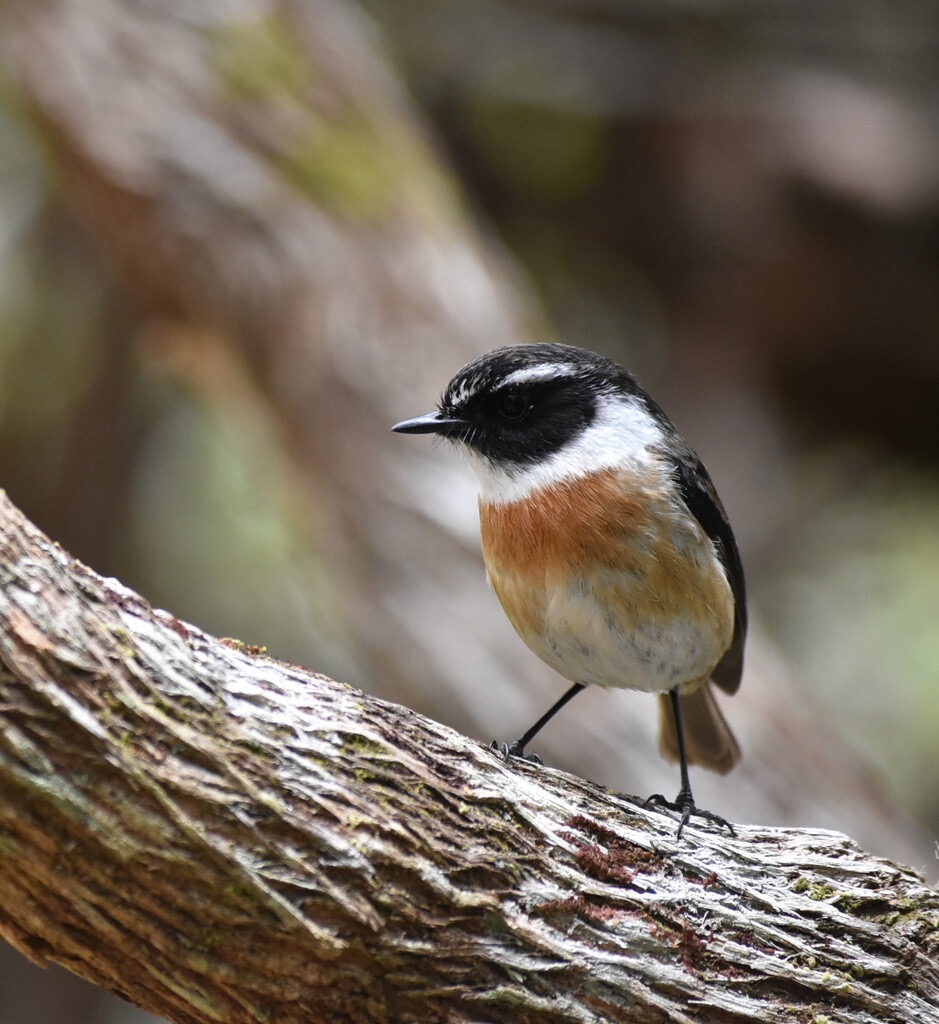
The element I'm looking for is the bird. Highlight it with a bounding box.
[392,343,746,835]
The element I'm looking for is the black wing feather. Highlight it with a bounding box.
[672,452,747,695]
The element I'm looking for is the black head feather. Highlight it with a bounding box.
[437,343,655,466]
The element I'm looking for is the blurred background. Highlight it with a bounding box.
[1,1,938,1021]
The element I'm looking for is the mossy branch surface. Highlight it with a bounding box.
[0,493,937,1023]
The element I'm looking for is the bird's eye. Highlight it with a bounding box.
[498,391,529,419]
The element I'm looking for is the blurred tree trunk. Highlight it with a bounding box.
[0,0,930,881]
[1,493,938,1024]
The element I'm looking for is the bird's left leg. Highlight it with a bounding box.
[646,688,735,838]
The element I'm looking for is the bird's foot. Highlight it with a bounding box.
[644,787,735,839]
[489,739,544,765]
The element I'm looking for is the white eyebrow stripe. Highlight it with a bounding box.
[499,363,576,388]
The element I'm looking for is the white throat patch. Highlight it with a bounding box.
[461,394,666,505]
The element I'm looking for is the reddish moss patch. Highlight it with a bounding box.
[561,814,666,883]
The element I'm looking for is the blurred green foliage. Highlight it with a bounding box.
[760,452,939,827]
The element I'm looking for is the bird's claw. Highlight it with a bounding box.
[489,739,543,765]
[644,790,735,839]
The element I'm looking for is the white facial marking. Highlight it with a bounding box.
[499,363,576,388]
[448,377,479,407]
[449,361,575,411]
[462,393,666,504]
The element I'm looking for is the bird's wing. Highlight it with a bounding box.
[672,452,747,694]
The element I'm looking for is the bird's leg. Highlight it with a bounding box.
[491,682,585,764]
[645,688,735,838]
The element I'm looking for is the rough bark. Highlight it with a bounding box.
[1,496,938,1024]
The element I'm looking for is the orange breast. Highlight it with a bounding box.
[478,467,734,692]
[481,468,653,572]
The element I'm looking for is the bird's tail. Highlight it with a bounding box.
[657,682,740,775]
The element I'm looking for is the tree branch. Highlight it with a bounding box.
[0,495,936,1023]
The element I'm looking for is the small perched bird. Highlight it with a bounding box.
[393,344,746,835]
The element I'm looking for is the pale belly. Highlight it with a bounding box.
[532,575,727,692]
[489,563,734,695]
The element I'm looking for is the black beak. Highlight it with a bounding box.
[392,411,467,436]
